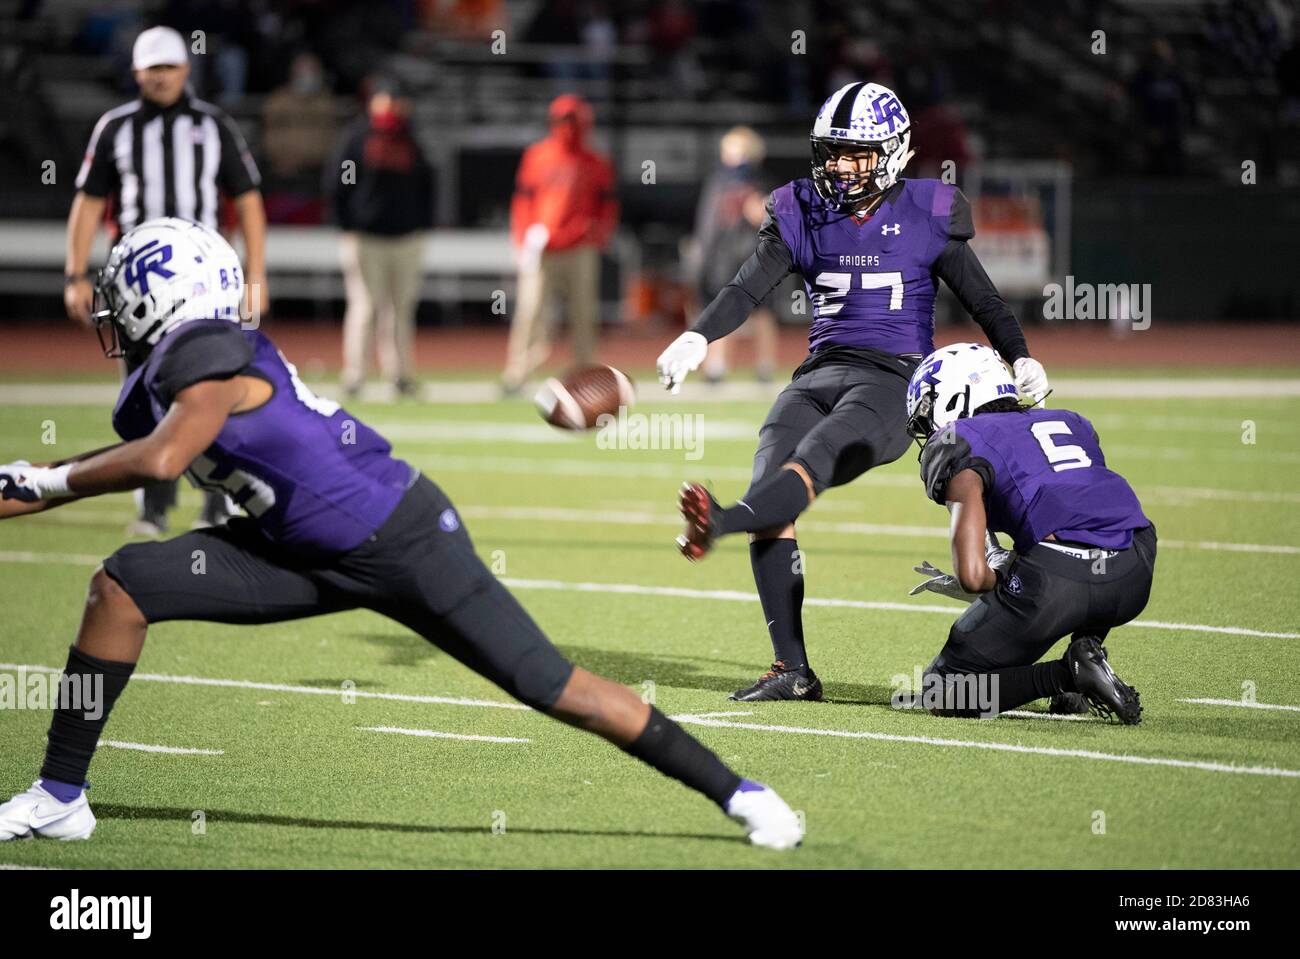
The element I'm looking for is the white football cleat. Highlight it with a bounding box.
[726,780,802,850]
[0,781,96,841]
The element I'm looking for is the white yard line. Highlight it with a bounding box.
[669,714,1300,779]
[0,547,1292,639]
[101,740,224,755]
[1178,698,1300,713]
[0,661,528,711]
[357,725,530,743]
[1000,710,1094,721]
[497,577,1300,640]
[456,505,1300,556]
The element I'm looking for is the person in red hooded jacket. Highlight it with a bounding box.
[502,94,619,394]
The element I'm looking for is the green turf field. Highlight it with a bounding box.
[1,369,1298,868]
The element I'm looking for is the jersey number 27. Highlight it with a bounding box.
[812,271,904,317]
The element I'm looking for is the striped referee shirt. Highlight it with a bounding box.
[75,92,261,233]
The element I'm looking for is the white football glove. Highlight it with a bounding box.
[985,530,1014,572]
[656,331,708,394]
[1013,357,1049,403]
[908,560,980,604]
[0,461,72,502]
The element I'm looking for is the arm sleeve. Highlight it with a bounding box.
[216,112,262,197]
[932,239,1030,363]
[919,429,996,505]
[149,325,255,408]
[75,112,121,197]
[690,197,794,342]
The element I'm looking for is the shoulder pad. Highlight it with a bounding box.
[148,322,254,407]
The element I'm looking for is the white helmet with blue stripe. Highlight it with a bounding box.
[811,81,914,210]
[906,343,1019,439]
[93,216,244,358]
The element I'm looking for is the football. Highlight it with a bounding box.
[534,364,636,430]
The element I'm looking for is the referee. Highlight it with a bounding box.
[62,25,269,536]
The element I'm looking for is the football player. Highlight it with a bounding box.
[656,82,1049,701]
[0,218,801,849]
[904,343,1156,723]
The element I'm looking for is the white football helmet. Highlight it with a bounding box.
[905,343,1019,439]
[93,217,244,357]
[811,81,914,210]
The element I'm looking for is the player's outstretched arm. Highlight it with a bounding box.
[944,469,997,594]
[656,203,794,393]
[0,377,247,513]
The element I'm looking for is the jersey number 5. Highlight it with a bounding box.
[812,271,904,318]
[1030,421,1093,472]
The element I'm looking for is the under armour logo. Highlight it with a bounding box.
[882,223,901,235]
[123,239,175,295]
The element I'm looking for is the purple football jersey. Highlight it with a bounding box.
[770,177,968,356]
[920,407,1149,551]
[113,320,413,554]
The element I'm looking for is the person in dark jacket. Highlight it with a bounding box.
[326,77,434,398]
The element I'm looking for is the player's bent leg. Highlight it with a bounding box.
[408,575,802,849]
[0,567,143,842]
[918,566,1088,718]
[3,528,342,842]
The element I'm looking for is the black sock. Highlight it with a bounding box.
[750,538,807,669]
[720,469,809,535]
[987,660,1073,713]
[625,707,743,808]
[39,646,135,787]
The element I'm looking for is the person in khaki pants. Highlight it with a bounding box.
[503,94,619,395]
[327,77,433,398]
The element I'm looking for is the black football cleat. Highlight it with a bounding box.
[676,482,721,561]
[1065,636,1142,725]
[1049,691,1091,716]
[730,662,824,702]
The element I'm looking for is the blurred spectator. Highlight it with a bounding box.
[909,101,973,181]
[1129,38,1195,176]
[502,94,619,394]
[263,53,336,179]
[262,52,336,221]
[327,77,434,398]
[689,126,776,383]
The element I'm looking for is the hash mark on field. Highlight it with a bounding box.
[0,662,527,711]
[358,725,530,743]
[101,740,224,755]
[1000,710,1094,722]
[670,715,1300,779]
[1178,698,1300,713]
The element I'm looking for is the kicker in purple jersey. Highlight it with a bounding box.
[113,319,413,553]
[921,407,1150,551]
[770,177,964,356]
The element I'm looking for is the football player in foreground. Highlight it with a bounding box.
[904,343,1156,723]
[0,218,801,849]
[656,82,1049,701]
